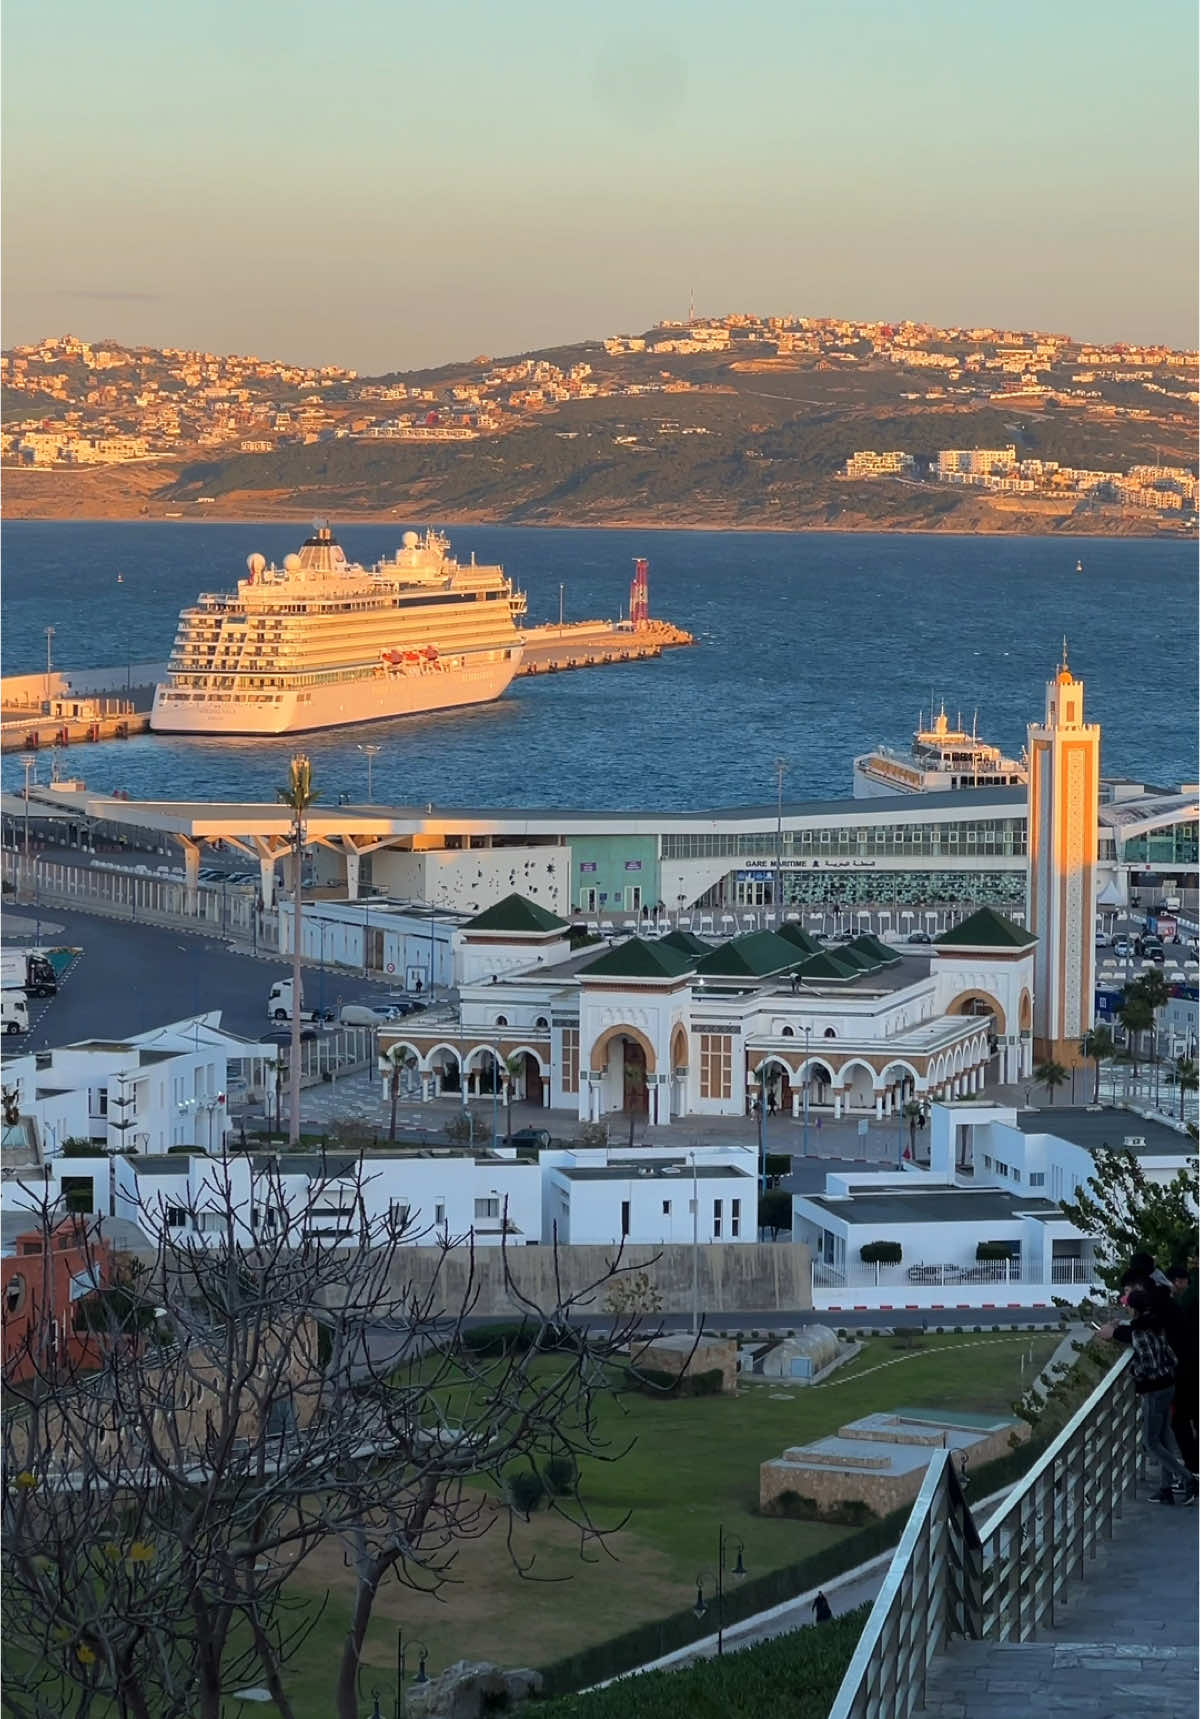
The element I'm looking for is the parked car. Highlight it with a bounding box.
[504,1127,552,1150]
[1111,936,1132,957]
[261,1025,318,1045]
[338,1003,398,1027]
[907,930,933,945]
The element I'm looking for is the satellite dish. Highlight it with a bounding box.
[283,553,301,574]
[246,552,266,577]
[401,531,419,549]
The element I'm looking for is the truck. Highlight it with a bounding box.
[0,949,58,998]
[2,994,30,1036]
[266,980,334,1024]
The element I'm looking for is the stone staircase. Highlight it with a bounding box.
[916,1492,1198,1717]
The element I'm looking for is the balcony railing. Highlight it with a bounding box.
[828,1353,1136,1719]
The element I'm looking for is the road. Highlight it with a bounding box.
[1,905,392,1052]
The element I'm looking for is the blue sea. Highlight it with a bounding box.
[2,522,1195,808]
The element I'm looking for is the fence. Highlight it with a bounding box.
[4,851,273,945]
[813,1258,1098,1292]
[827,1353,1136,1719]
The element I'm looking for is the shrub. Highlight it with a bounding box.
[542,1455,579,1497]
[574,1122,609,1149]
[765,1492,878,1526]
[59,1138,101,1158]
[859,1240,902,1264]
[626,1364,725,1398]
[507,1470,545,1518]
[441,1113,474,1145]
[976,1241,1013,1262]
[765,1152,792,1183]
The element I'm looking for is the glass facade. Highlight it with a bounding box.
[662,817,1026,862]
[715,868,1025,908]
[1121,820,1198,867]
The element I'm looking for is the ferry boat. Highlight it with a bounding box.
[852,705,1028,798]
[151,526,526,735]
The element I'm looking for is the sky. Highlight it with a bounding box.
[3,0,1197,373]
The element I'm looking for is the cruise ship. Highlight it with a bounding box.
[853,705,1028,798]
[151,527,527,735]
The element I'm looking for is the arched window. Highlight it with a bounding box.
[823,1027,837,1039]
[534,1016,549,1029]
[495,1015,508,1028]
[781,1026,795,1037]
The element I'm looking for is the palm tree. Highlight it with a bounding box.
[1131,969,1170,1075]
[1176,1057,1199,1122]
[385,1045,417,1142]
[503,1052,525,1142]
[1034,1059,1068,1104]
[1118,994,1153,1076]
[1081,1026,1116,1105]
[276,754,315,1146]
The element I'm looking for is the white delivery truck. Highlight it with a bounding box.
[2,994,30,1036]
[1,949,58,998]
[266,980,334,1024]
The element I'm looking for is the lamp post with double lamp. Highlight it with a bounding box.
[693,1525,746,1656]
[757,1062,768,1195]
[394,1633,430,1719]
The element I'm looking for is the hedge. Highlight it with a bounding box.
[859,1240,902,1264]
[536,1511,912,1697]
[532,1606,870,1717]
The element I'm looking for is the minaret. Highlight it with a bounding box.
[1026,642,1100,1064]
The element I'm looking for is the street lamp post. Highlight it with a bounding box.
[758,1062,768,1195]
[693,1525,746,1656]
[773,757,788,916]
[20,755,35,902]
[801,1024,811,1158]
[44,626,55,709]
[395,1633,429,1719]
[689,1150,699,1336]
[358,743,382,804]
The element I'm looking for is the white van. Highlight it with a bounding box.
[338,1002,394,1028]
[2,994,30,1036]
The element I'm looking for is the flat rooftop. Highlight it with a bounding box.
[806,1187,1062,1225]
[557,1162,751,1181]
[1017,1107,1196,1160]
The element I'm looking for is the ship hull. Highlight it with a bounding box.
[150,649,522,736]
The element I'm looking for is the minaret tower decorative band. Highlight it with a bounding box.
[1026,641,1100,1063]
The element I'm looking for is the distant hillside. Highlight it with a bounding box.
[5,323,1195,532]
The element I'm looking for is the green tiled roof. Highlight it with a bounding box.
[934,907,1036,949]
[581,938,696,980]
[826,943,880,974]
[850,933,902,966]
[693,931,805,979]
[791,950,861,983]
[659,928,710,957]
[776,923,822,957]
[463,893,569,935]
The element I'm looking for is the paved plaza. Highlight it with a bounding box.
[916,1491,1199,1717]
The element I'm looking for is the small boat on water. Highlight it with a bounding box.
[1076,559,1083,573]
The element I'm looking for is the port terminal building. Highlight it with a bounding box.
[8,778,1196,926]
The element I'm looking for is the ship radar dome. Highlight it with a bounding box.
[283,553,301,574]
[401,530,419,549]
[246,552,266,577]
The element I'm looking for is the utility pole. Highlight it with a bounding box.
[690,1151,700,1336]
[277,755,315,1147]
[44,626,55,709]
[558,583,565,629]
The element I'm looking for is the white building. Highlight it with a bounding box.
[277,898,460,993]
[935,446,1017,476]
[541,1144,758,1246]
[1,1014,267,1159]
[792,1100,1195,1310]
[380,900,1035,1128]
[111,1145,542,1250]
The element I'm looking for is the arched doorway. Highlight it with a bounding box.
[800,1060,835,1108]
[756,1057,793,1117]
[521,1050,544,1108]
[622,1038,649,1115]
[947,991,1007,1034]
[670,1025,689,1121]
[589,1026,657,1119]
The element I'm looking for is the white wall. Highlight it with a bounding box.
[8,1155,112,1219]
[542,1145,758,1246]
[369,846,571,916]
[279,902,456,991]
[456,935,572,988]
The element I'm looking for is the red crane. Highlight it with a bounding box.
[629,557,649,628]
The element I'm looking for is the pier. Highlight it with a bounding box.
[516,618,693,676]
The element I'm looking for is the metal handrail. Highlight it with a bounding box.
[827,1452,980,1719]
[974,1350,1136,1641]
[828,1353,1136,1718]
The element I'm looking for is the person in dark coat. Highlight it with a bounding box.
[812,1591,834,1624]
[1167,1261,1199,1476]
[1100,1289,1197,1504]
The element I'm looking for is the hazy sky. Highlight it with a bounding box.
[3,0,1196,372]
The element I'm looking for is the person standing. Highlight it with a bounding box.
[1101,1289,1197,1504]
[1167,1261,1198,1476]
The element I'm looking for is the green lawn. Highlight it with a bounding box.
[275,1330,1059,1716]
